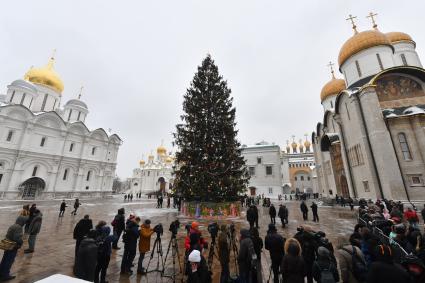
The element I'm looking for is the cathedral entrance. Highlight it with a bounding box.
[20,177,45,199]
[249,186,256,196]
[340,175,349,198]
[158,177,166,194]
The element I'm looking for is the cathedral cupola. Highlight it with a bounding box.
[321,62,346,112]
[338,13,394,87]
[63,87,89,123]
[386,31,422,68]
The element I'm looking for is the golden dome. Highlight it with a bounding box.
[24,56,64,93]
[165,156,173,163]
[320,77,346,101]
[304,140,311,147]
[386,32,414,45]
[338,30,392,66]
[139,160,145,166]
[157,145,167,156]
[148,154,154,161]
[291,141,297,149]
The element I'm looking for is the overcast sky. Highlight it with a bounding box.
[1,1,424,178]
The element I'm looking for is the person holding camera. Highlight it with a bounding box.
[137,219,154,274]
[120,216,140,275]
[218,225,230,283]
[265,224,284,283]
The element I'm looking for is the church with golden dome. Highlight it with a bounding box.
[0,54,122,199]
[129,143,175,195]
[312,13,425,202]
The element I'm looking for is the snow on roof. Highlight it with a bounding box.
[383,105,425,119]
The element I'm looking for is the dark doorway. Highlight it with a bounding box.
[20,177,45,199]
[249,187,256,196]
[158,177,166,194]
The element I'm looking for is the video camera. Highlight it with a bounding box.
[153,223,163,237]
[169,220,180,236]
[208,222,219,240]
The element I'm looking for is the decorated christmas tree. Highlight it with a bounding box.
[173,55,249,202]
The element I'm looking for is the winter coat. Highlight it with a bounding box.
[251,234,263,261]
[5,216,27,248]
[96,226,116,256]
[338,245,365,283]
[74,200,80,209]
[300,202,308,213]
[123,220,139,250]
[73,218,93,240]
[281,254,305,283]
[269,205,276,217]
[75,237,98,281]
[311,203,318,213]
[139,224,154,253]
[184,228,206,251]
[265,232,285,262]
[113,211,125,232]
[218,231,230,265]
[238,236,254,278]
[312,257,339,283]
[366,261,410,283]
[28,212,42,235]
[247,207,256,223]
[278,206,288,218]
[60,202,67,211]
[187,257,211,283]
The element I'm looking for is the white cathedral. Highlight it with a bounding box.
[130,145,174,195]
[313,14,425,202]
[0,55,122,199]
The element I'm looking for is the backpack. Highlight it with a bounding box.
[342,246,367,282]
[96,236,107,257]
[317,262,336,283]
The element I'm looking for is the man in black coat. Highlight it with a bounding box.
[311,202,319,222]
[112,208,125,249]
[75,230,98,281]
[269,203,276,224]
[278,204,288,228]
[246,205,256,229]
[253,205,259,228]
[73,215,93,257]
[237,229,254,283]
[59,200,67,217]
[300,201,308,221]
[120,217,140,274]
[265,224,285,283]
[421,204,425,223]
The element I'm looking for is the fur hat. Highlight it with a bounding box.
[188,249,201,263]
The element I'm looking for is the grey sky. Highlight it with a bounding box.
[1,1,424,178]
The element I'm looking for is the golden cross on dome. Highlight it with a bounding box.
[346,14,358,34]
[78,86,84,99]
[327,61,335,79]
[366,12,378,29]
[51,49,57,60]
[291,135,295,142]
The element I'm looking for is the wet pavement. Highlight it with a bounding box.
[0,197,357,282]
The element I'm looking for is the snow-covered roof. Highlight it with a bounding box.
[382,105,425,119]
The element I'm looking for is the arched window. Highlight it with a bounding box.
[63,169,68,180]
[40,137,46,147]
[355,60,362,77]
[69,143,74,152]
[398,133,412,160]
[86,171,91,181]
[32,166,38,177]
[91,147,96,155]
[6,130,13,142]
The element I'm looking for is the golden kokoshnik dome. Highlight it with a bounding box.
[24,56,64,93]
[386,31,415,45]
[320,77,346,102]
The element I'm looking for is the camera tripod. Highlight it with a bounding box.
[162,233,182,283]
[207,236,219,271]
[229,232,239,275]
[146,234,164,274]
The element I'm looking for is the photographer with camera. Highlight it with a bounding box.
[137,219,154,274]
[265,224,285,283]
[218,225,230,283]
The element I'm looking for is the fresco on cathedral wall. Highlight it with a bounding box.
[376,74,425,108]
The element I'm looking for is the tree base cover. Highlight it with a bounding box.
[180,201,241,219]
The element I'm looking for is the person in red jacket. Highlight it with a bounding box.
[404,207,419,229]
[184,222,207,252]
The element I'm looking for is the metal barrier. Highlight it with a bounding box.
[358,216,409,263]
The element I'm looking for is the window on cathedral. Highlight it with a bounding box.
[355,60,362,77]
[295,176,297,181]
[345,103,351,120]
[257,157,262,164]
[41,93,48,111]
[9,91,15,103]
[40,137,46,147]
[266,166,273,175]
[301,176,304,181]
[329,189,333,195]
[69,143,74,152]
[308,176,311,181]
[268,187,273,194]
[53,99,57,110]
[401,54,408,66]
[148,171,150,176]
[92,147,96,155]
[363,180,370,192]
[32,166,38,177]
[86,171,91,181]
[410,175,422,185]
[398,133,412,160]
[86,186,89,190]
[29,98,33,109]
[67,110,73,122]
[248,167,255,176]
[77,111,81,121]
[20,93,26,105]
[63,169,68,180]
[0,174,3,184]
[6,131,13,142]
[376,54,384,70]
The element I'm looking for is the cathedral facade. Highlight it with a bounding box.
[130,145,174,195]
[312,15,425,202]
[0,55,122,199]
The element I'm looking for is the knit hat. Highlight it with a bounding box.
[317,246,330,257]
[191,221,199,229]
[188,249,201,263]
[268,223,277,232]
